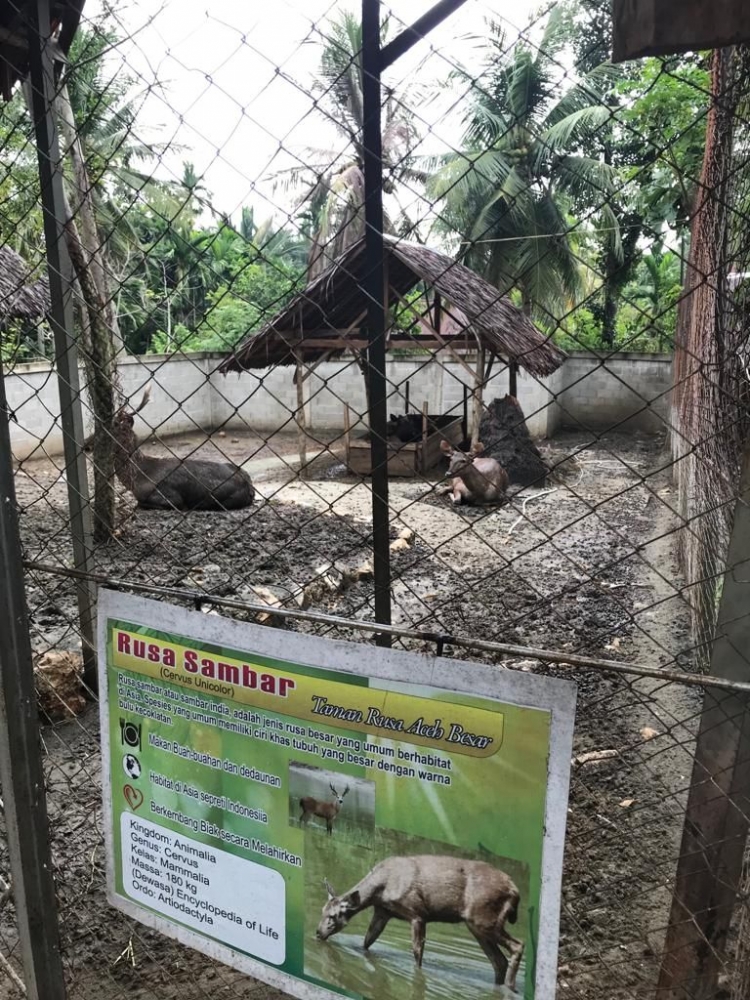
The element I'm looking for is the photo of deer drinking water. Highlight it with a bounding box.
[304,834,530,1000]
[316,856,524,992]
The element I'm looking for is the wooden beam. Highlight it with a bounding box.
[392,290,480,382]
[300,350,333,382]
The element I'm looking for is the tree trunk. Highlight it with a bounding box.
[56,81,120,542]
[601,262,618,347]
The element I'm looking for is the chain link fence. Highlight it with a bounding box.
[1,1,750,999]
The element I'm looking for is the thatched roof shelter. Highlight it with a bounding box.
[0,246,49,324]
[1,0,85,101]
[219,238,566,378]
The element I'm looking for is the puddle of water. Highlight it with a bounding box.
[306,926,524,1000]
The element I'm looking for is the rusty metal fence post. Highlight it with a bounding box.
[657,444,750,998]
[0,368,67,1000]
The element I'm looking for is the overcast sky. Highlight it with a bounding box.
[84,0,543,226]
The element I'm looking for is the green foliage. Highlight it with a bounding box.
[273,9,421,278]
[429,9,621,322]
[616,57,709,230]
[0,1,712,364]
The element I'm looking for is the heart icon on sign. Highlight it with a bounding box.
[123,784,144,811]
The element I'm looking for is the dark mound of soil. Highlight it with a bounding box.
[479,395,549,486]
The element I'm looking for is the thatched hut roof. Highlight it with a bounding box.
[0,246,49,323]
[219,238,566,378]
[1,0,85,101]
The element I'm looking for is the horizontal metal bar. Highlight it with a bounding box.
[23,559,750,696]
[381,0,471,68]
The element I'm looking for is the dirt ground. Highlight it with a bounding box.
[1,428,702,1000]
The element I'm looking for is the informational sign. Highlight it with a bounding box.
[100,590,576,1000]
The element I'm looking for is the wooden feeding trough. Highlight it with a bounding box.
[219,237,566,475]
[344,403,465,478]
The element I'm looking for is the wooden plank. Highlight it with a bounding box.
[657,444,750,998]
[613,0,750,61]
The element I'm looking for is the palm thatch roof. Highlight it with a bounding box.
[0,246,49,323]
[1,0,85,101]
[219,238,566,378]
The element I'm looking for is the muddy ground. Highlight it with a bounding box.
[1,428,703,999]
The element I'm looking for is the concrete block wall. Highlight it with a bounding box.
[556,352,673,433]
[7,349,674,460]
[7,354,214,461]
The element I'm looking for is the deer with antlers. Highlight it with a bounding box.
[300,783,350,836]
[112,387,255,510]
[440,440,508,505]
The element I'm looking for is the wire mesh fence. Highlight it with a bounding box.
[1,1,750,999]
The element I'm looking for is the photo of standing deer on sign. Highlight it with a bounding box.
[288,763,375,847]
[301,782,349,836]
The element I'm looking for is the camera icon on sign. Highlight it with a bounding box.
[120,719,141,750]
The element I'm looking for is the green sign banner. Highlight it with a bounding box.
[100,590,576,1000]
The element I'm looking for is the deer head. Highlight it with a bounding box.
[113,386,151,456]
[316,878,360,940]
[441,439,484,477]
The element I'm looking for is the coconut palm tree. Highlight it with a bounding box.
[429,9,621,321]
[273,10,422,278]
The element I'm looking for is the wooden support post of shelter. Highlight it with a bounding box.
[657,444,750,999]
[344,402,351,468]
[472,340,485,447]
[509,361,518,398]
[294,351,308,477]
[218,237,567,472]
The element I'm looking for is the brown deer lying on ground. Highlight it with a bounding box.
[300,783,349,835]
[112,388,255,510]
[440,440,508,504]
[316,855,524,991]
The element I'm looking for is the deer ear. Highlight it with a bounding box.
[323,879,337,900]
[471,442,485,456]
[440,440,453,455]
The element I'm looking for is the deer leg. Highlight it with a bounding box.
[137,493,174,510]
[496,927,524,992]
[466,923,508,987]
[451,477,470,504]
[363,908,390,951]
[410,919,426,968]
